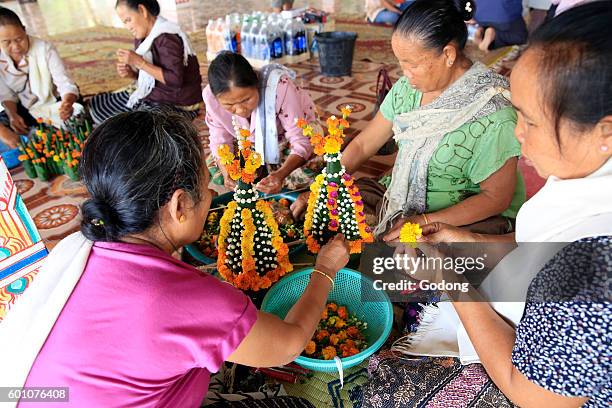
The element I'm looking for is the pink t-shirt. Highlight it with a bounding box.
[22,241,257,407]
[204,74,316,161]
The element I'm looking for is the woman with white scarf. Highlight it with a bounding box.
[0,7,81,149]
[292,0,526,238]
[204,51,323,194]
[368,3,611,406]
[88,0,202,125]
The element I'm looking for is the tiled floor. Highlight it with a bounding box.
[2,0,365,36]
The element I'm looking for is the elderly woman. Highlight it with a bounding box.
[365,3,611,406]
[0,7,82,149]
[88,0,202,124]
[0,111,349,407]
[204,51,323,194]
[294,0,525,238]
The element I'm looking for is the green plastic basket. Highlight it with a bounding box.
[261,267,393,372]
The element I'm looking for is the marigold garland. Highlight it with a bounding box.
[215,119,293,291]
[297,107,374,254]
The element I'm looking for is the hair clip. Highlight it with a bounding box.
[465,1,472,12]
[91,218,105,227]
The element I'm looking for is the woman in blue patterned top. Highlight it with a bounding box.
[413,2,611,407]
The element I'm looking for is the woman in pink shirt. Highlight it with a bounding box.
[17,110,349,407]
[203,51,323,194]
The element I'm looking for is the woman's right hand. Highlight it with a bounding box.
[419,222,481,244]
[8,113,28,135]
[314,234,350,279]
[0,125,20,148]
[290,191,310,220]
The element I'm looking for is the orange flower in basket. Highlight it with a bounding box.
[315,330,330,342]
[322,346,337,360]
[304,341,316,355]
[347,326,360,338]
[337,306,348,320]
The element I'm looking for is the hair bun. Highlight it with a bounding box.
[457,0,475,21]
[81,198,120,241]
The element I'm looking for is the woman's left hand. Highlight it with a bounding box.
[116,49,144,69]
[256,173,284,194]
[58,100,74,122]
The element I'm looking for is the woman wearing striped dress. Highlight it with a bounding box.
[88,0,202,125]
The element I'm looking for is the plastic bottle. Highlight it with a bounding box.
[267,18,284,59]
[232,13,242,54]
[214,18,224,53]
[249,18,261,60]
[295,18,307,54]
[258,23,271,61]
[206,19,214,54]
[240,17,252,57]
[283,18,296,56]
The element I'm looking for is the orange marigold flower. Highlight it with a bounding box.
[315,330,330,342]
[326,116,339,128]
[337,306,348,320]
[239,128,251,138]
[322,346,337,360]
[346,327,360,338]
[330,334,340,346]
[335,318,346,329]
[304,341,316,355]
[327,303,338,312]
[342,347,359,358]
[321,309,329,320]
[241,171,255,183]
[340,105,352,117]
[296,118,309,128]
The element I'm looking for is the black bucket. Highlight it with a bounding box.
[315,31,358,77]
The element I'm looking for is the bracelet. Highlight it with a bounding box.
[311,269,334,290]
[421,213,429,225]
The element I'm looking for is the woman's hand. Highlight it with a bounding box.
[256,172,283,194]
[8,113,28,135]
[419,222,481,244]
[58,100,74,122]
[116,62,137,79]
[223,174,237,191]
[315,234,350,279]
[290,191,310,220]
[116,49,144,69]
[383,215,425,242]
[0,125,20,148]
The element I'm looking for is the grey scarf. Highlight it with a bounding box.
[374,62,512,237]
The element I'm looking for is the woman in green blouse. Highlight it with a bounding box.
[295,0,525,238]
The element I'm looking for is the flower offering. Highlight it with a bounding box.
[296,107,373,254]
[216,119,293,291]
[17,117,91,182]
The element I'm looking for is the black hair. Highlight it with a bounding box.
[393,0,475,51]
[207,51,259,96]
[80,110,203,242]
[0,7,24,28]
[529,1,612,143]
[115,0,160,16]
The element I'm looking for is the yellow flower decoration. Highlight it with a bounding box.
[399,222,423,245]
[324,137,342,154]
[217,144,235,165]
[340,105,352,118]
